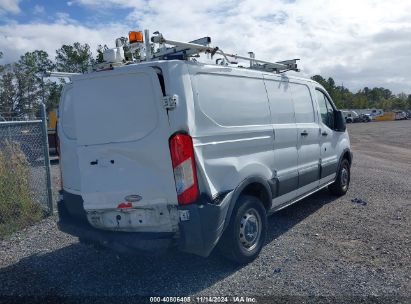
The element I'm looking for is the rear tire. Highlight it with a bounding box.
[218,195,267,265]
[329,158,350,196]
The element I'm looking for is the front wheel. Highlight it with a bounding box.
[218,195,267,264]
[329,158,351,196]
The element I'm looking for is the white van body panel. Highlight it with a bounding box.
[58,60,351,239]
[59,66,179,232]
[187,65,275,198]
[58,84,81,193]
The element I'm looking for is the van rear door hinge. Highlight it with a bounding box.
[163,95,178,110]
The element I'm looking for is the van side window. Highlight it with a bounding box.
[264,80,295,124]
[196,74,271,126]
[292,84,315,123]
[316,89,335,129]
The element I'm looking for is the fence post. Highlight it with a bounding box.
[41,103,54,215]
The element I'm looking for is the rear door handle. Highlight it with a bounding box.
[321,131,328,136]
[301,130,308,136]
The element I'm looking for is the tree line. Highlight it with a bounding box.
[311,75,411,111]
[0,43,100,119]
[0,43,410,119]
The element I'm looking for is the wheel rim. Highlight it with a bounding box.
[341,166,349,190]
[239,208,262,251]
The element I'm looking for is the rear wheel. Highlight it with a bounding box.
[218,195,267,264]
[329,158,350,196]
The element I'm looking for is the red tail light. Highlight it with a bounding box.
[169,133,199,205]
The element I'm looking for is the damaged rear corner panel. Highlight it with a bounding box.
[177,191,234,257]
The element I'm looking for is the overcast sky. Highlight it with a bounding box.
[1,0,410,94]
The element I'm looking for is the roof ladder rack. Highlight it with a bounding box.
[148,31,300,73]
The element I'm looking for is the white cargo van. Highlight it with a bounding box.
[57,32,352,264]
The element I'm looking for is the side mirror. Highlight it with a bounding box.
[334,110,346,132]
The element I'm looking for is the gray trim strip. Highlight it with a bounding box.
[269,180,335,214]
[321,161,338,178]
[275,166,319,198]
[277,174,299,197]
[298,166,320,188]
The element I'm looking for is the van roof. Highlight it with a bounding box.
[72,59,320,87]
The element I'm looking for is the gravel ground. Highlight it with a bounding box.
[0,120,410,301]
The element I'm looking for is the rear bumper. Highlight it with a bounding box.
[57,192,175,254]
[58,190,233,257]
[58,219,174,254]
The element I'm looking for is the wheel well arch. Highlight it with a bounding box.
[342,149,352,165]
[240,182,271,211]
[222,176,272,231]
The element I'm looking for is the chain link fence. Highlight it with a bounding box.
[0,105,52,237]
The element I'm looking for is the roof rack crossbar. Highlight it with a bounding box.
[152,37,211,59]
[150,33,299,73]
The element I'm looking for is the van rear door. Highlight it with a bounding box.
[72,68,178,212]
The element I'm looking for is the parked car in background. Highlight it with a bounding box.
[347,108,384,119]
[366,108,384,118]
[359,113,371,122]
[393,110,407,120]
[343,110,360,123]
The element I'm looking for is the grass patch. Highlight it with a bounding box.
[0,140,44,238]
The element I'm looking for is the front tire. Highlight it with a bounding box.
[329,158,350,196]
[218,195,267,264]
